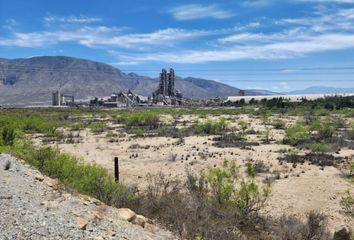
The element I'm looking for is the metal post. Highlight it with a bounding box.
[114,157,119,182]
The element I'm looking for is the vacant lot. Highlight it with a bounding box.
[1,97,354,239]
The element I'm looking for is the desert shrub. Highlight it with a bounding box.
[70,122,83,131]
[239,120,250,134]
[310,142,330,153]
[317,123,336,140]
[105,131,118,138]
[206,160,238,204]
[246,161,270,177]
[234,180,271,221]
[127,128,145,136]
[140,162,271,239]
[308,118,321,131]
[341,190,354,216]
[10,141,138,208]
[124,111,159,129]
[205,160,270,221]
[284,123,310,145]
[272,119,286,129]
[1,127,15,146]
[271,211,331,240]
[246,162,257,178]
[195,118,227,135]
[260,128,273,143]
[88,122,107,133]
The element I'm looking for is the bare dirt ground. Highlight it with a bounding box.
[33,113,354,233]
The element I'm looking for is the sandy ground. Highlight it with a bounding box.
[33,113,354,232]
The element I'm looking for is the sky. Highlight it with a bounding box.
[1,0,354,92]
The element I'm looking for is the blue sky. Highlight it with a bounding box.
[1,0,354,91]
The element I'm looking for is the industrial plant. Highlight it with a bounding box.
[52,91,75,107]
[152,68,183,105]
[52,68,184,107]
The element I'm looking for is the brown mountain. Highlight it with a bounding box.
[0,56,265,106]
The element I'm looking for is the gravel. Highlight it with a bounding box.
[0,153,175,240]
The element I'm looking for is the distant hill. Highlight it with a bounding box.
[286,86,354,95]
[0,56,267,106]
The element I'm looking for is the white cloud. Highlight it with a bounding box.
[241,0,273,7]
[0,26,119,47]
[169,4,234,20]
[43,15,102,23]
[0,27,222,49]
[113,33,354,64]
[2,19,17,30]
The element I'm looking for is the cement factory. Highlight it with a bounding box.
[52,68,184,107]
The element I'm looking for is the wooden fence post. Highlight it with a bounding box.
[114,157,119,182]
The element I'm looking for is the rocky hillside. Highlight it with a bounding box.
[0,154,175,240]
[0,56,263,106]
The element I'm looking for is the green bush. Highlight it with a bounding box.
[10,141,138,208]
[123,111,159,129]
[88,122,107,133]
[206,160,238,204]
[317,123,336,140]
[196,118,228,135]
[246,162,256,178]
[284,123,310,145]
[105,131,118,138]
[127,128,145,136]
[70,122,83,131]
[272,119,286,129]
[310,142,329,153]
[205,160,270,219]
[239,120,250,134]
[1,127,15,146]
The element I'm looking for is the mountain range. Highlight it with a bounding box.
[0,56,267,106]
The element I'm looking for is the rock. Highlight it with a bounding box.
[131,214,147,228]
[144,223,156,233]
[0,195,13,200]
[76,217,88,230]
[333,226,351,240]
[116,208,136,222]
[35,175,45,182]
[40,200,59,209]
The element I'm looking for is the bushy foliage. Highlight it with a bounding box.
[195,118,228,135]
[1,127,15,146]
[123,111,159,129]
[206,160,238,204]
[260,128,273,143]
[140,161,271,239]
[284,123,310,145]
[317,123,336,140]
[88,122,107,133]
[310,142,330,153]
[239,120,250,134]
[272,119,286,129]
[10,141,138,208]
